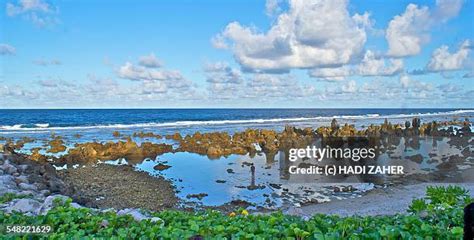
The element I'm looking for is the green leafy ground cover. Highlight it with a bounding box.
[1,186,472,239]
[0,193,32,204]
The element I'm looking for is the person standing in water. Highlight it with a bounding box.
[249,164,256,189]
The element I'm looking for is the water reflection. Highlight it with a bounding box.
[127,135,473,208]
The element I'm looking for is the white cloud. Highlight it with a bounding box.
[309,50,403,80]
[37,79,58,87]
[386,1,464,57]
[265,0,281,17]
[0,44,16,55]
[6,0,58,27]
[244,74,316,99]
[116,54,195,98]
[204,62,242,84]
[211,34,229,49]
[437,83,462,93]
[6,0,51,16]
[399,74,433,92]
[117,62,184,82]
[358,50,403,76]
[0,84,37,99]
[138,53,162,68]
[2,72,204,107]
[309,66,350,81]
[433,0,464,22]
[117,62,147,80]
[318,75,443,105]
[204,62,244,99]
[140,81,168,94]
[204,69,317,100]
[426,40,471,72]
[400,74,410,89]
[386,4,431,57]
[341,80,357,93]
[216,0,370,71]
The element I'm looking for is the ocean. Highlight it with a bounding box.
[1,108,473,132]
[2,108,473,152]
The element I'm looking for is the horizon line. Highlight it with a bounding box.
[0,107,473,110]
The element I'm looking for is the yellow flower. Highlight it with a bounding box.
[229,212,236,217]
[241,210,249,216]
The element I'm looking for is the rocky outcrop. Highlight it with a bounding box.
[58,138,172,164]
[176,127,315,158]
[133,131,162,139]
[0,152,175,221]
[112,131,121,138]
[165,132,182,141]
[0,152,74,216]
[47,136,67,153]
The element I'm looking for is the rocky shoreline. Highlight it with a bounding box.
[2,117,471,166]
[0,151,172,223]
[0,117,472,218]
[58,164,177,211]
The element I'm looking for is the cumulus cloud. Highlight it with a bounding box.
[116,54,196,99]
[204,62,244,99]
[138,53,162,68]
[358,50,403,76]
[1,71,204,107]
[320,75,442,106]
[204,62,242,84]
[242,74,316,99]
[400,74,410,89]
[386,0,463,57]
[309,50,403,81]
[265,0,282,17]
[204,67,317,101]
[211,34,229,49]
[0,44,16,55]
[341,80,357,93]
[215,0,370,72]
[0,84,38,100]
[437,83,462,93]
[386,4,431,57]
[6,0,59,27]
[118,62,184,82]
[398,74,433,92]
[426,40,471,72]
[308,66,350,81]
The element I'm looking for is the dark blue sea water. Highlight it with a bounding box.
[1,108,473,142]
[1,108,473,130]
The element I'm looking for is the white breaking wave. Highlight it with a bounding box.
[0,124,23,130]
[1,109,473,132]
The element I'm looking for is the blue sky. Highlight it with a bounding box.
[0,0,473,108]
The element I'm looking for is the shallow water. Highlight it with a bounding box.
[92,135,472,209]
[127,152,372,208]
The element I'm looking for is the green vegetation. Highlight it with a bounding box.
[0,193,32,204]
[0,186,472,239]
